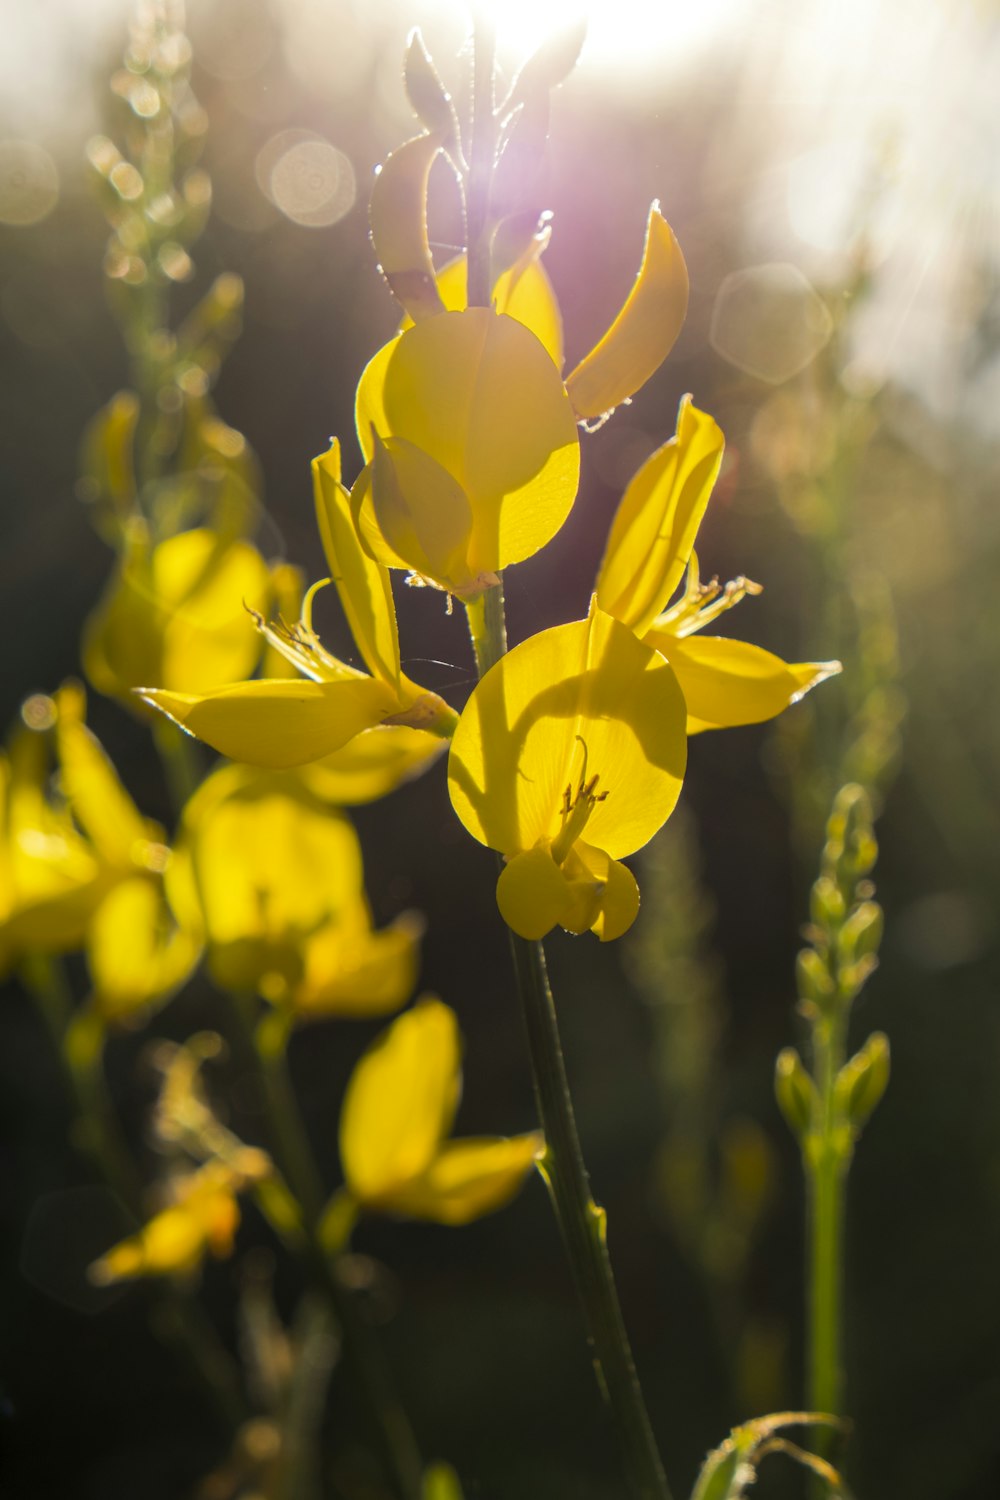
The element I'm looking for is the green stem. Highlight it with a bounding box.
[510,934,673,1500]
[806,1013,848,1422]
[234,999,424,1500]
[21,955,247,1433]
[466,18,496,308]
[464,602,671,1500]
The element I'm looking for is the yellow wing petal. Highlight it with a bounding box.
[595,398,724,636]
[370,433,476,594]
[495,845,575,940]
[139,676,399,769]
[648,632,842,733]
[313,438,401,689]
[565,204,688,419]
[340,998,461,1206]
[448,607,687,860]
[386,1134,543,1225]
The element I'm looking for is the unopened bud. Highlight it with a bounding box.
[837,899,883,965]
[775,1047,819,1141]
[796,947,835,1010]
[811,874,846,930]
[835,1031,890,1133]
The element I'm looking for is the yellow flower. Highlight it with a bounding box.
[448,605,687,941]
[0,685,192,1012]
[167,761,420,1017]
[88,1151,270,1284]
[595,396,841,732]
[83,525,273,709]
[139,440,456,772]
[339,998,541,1225]
[353,198,687,598]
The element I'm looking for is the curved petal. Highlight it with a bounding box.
[386,1135,542,1225]
[358,308,579,573]
[496,845,575,940]
[312,439,401,689]
[595,398,724,636]
[648,632,842,733]
[340,998,461,1206]
[54,681,152,867]
[371,434,476,594]
[401,251,564,367]
[574,843,641,941]
[565,204,688,419]
[302,726,446,805]
[139,676,399,769]
[294,914,422,1019]
[87,875,200,1021]
[449,606,687,860]
[369,131,447,321]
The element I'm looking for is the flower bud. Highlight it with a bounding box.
[835,1032,890,1134]
[774,1047,819,1141]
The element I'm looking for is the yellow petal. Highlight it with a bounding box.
[449,606,687,860]
[87,875,200,1021]
[139,676,399,769]
[168,766,365,994]
[84,529,271,705]
[595,398,724,636]
[399,246,564,367]
[89,1205,211,1283]
[496,845,575,940]
[313,438,402,689]
[646,633,842,734]
[369,131,447,321]
[572,843,640,941]
[565,204,689,419]
[301,726,446,805]
[370,434,476,594]
[386,1134,542,1225]
[340,998,461,1206]
[294,914,422,1019]
[357,308,579,572]
[54,681,152,867]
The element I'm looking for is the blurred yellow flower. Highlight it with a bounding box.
[88,1150,270,1284]
[595,396,841,733]
[167,761,420,1017]
[0,685,194,1016]
[83,526,273,709]
[339,998,541,1225]
[448,605,687,941]
[139,440,456,774]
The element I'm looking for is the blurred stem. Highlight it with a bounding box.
[463,602,673,1500]
[806,1012,849,1425]
[233,998,424,1500]
[466,17,495,307]
[20,953,247,1433]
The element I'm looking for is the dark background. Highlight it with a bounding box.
[2,1,999,1496]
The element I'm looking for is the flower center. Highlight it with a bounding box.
[551,738,608,866]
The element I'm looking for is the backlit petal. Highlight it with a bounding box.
[302,727,446,805]
[357,308,579,572]
[595,398,724,636]
[340,998,461,1205]
[449,606,687,860]
[371,434,476,594]
[313,439,401,689]
[294,914,422,1019]
[565,205,688,419]
[386,1135,542,1225]
[648,632,842,733]
[87,875,200,1021]
[54,681,151,867]
[496,845,575,940]
[369,131,447,321]
[139,676,399,769]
